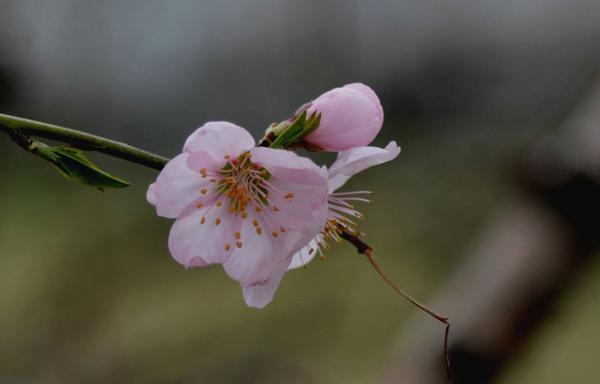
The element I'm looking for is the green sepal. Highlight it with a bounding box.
[33,144,130,190]
[268,111,321,149]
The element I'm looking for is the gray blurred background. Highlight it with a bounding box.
[1,1,600,383]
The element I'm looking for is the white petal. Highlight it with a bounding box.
[168,203,240,267]
[184,121,255,158]
[288,238,320,269]
[242,272,285,308]
[222,211,290,286]
[327,141,401,192]
[148,153,210,218]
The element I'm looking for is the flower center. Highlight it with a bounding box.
[196,152,295,249]
[216,152,270,213]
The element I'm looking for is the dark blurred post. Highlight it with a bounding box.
[383,76,600,384]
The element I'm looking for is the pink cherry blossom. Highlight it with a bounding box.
[148,122,329,308]
[303,83,384,152]
[288,141,401,268]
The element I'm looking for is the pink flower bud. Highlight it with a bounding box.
[303,83,384,152]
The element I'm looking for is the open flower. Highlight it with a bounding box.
[288,141,401,268]
[302,83,384,152]
[147,122,329,308]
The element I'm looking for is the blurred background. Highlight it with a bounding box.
[1,1,600,383]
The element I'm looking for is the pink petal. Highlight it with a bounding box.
[186,149,226,177]
[265,178,327,229]
[222,211,291,286]
[327,141,401,192]
[146,182,157,205]
[304,84,383,152]
[282,210,327,261]
[250,147,328,180]
[242,271,285,308]
[168,202,241,268]
[249,146,329,229]
[183,121,255,158]
[343,83,384,123]
[147,153,210,218]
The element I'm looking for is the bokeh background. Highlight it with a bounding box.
[1,1,600,383]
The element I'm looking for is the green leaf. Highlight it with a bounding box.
[34,145,130,190]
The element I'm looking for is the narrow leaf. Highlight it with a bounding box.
[36,145,130,190]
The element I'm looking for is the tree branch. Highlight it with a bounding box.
[0,113,169,170]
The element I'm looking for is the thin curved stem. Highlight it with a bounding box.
[0,113,169,170]
[339,228,451,377]
[363,249,451,379]
[364,249,448,322]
